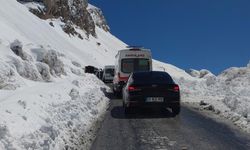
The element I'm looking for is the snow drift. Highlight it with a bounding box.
[154,60,250,132]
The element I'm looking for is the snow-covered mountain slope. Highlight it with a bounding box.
[0,0,249,149]
[0,0,125,149]
[0,0,126,68]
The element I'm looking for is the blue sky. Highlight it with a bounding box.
[89,0,250,74]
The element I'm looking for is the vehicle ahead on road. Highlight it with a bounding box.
[85,65,98,74]
[113,47,152,94]
[95,68,103,80]
[102,65,115,83]
[122,71,180,115]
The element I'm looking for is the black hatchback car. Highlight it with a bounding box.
[122,71,180,115]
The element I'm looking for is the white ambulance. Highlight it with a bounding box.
[113,47,152,94]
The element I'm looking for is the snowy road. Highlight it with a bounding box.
[91,89,250,150]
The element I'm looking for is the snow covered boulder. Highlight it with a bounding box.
[70,66,84,76]
[10,57,42,81]
[42,50,66,77]
[186,69,200,78]
[186,69,215,79]
[36,62,52,82]
[30,47,48,62]
[71,61,82,68]
[10,40,33,61]
[200,69,214,78]
[0,61,20,90]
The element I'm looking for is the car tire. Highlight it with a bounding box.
[123,102,132,114]
[171,103,181,115]
[124,107,132,114]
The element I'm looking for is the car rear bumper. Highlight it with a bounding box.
[127,101,179,108]
[126,96,180,107]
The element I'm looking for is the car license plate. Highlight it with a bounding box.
[146,97,164,102]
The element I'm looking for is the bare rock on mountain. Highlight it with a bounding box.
[87,4,110,32]
[18,0,110,37]
[19,0,96,36]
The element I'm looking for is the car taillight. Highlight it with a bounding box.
[173,85,180,92]
[128,86,141,92]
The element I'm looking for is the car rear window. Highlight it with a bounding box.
[132,72,174,84]
[121,58,150,73]
[105,68,114,76]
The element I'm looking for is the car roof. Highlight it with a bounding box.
[104,65,115,69]
[131,71,174,83]
[132,71,170,76]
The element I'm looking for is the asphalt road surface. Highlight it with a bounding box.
[91,90,250,150]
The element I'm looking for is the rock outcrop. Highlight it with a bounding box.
[87,4,110,32]
[18,0,110,36]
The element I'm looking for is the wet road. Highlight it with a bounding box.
[91,91,250,150]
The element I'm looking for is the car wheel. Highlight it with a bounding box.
[124,107,132,114]
[123,102,132,114]
[171,103,181,115]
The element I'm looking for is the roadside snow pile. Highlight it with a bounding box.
[218,65,250,125]
[187,66,250,132]
[0,36,112,149]
[155,60,250,132]
[0,75,109,150]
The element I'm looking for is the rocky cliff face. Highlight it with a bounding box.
[18,0,109,37]
[87,4,110,32]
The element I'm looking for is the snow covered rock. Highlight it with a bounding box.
[70,67,84,76]
[185,69,200,78]
[87,4,110,32]
[36,62,52,81]
[42,50,66,76]
[200,69,214,78]
[19,0,97,36]
[71,61,81,68]
[186,68,215,79]
[10,57,43,81]
[10,40,33,61]
[0,61,20,90]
